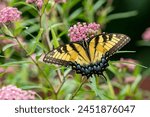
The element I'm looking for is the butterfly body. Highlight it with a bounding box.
[43,32,130,79]
[71,52,109,78]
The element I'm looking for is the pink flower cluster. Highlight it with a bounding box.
[68,22,100,42]
[142,27,150,41]
[0,85,36,100]
[116,58,138,72]
[54,0,66,3]
[0,7,21,23]
[26,0,43,9]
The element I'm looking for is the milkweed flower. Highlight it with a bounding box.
[54,0,66,3]
[142,27,150,41]
[26,0,43,9]
[0,85,36,100]
[0,7,21,23]
[68,22,100,42]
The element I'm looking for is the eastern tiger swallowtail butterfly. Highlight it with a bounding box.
[43,32,130,79]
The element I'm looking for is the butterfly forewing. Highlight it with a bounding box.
[107,33,130,56]
[43,43,90,66]
[88,33,130,63]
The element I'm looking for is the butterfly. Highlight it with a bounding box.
[43,32,130,79]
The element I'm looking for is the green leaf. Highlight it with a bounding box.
[0,61,32,67]
[89,76,106,99]
[23,24,40,36]
[107,11,138,22]
[131,75,142,92]
[49,23,65,29]
[104,72,116,99]
[27,28,44,55]
[1,24,14,37]
[21,85,42,90]
[0,55,5,58]
[69,8,83,21]
[137,40,150,46]
[14,2,38,12]
[93,0,106,11]
[116,51,136,54]
[119,85,130,96]
[51,28,59,48]
[37,42,47,51]
[2,43,16,52]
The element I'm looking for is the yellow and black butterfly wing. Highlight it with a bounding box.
[43,43,90,66]
[88,33,130,63]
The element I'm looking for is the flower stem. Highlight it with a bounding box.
[70,78,87,100]
[55,76,66,99]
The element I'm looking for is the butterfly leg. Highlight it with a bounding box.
[97,73,107,82]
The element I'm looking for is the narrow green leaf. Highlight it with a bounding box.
[51,28,59,48]
[49,23,65,29]
[23,24,40,36]
[27,28,44,55]
[69,8,83,21]
[89,76,106,99]
[0,61,32,67]
[21,85,42,90]
[107,11,138,22]
[1,24,13,37]
[14,2,38,12]
[64,68,72,76]
[2,43,16,51]
[104,72,116,99]
[131,75,142,92]
[0,55,5,58]
[119,85,130,96]
[116,51,136,54]
[137,40,150,46]
[93,0,106,11]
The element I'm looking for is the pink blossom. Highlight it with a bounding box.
[142,27,150,41]
[116,58,138,72]
[124,76,135,84]
[68,22,100,42]
[0,7,21,23]
[26,0,43,9]
[0,85,36,100]
[54,0,66,3]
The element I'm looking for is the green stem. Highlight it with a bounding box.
[70,78,87,100]
[104,72,116,99]
[57,70,63,83]
[55,76,66,99]
[45,14,52,51]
